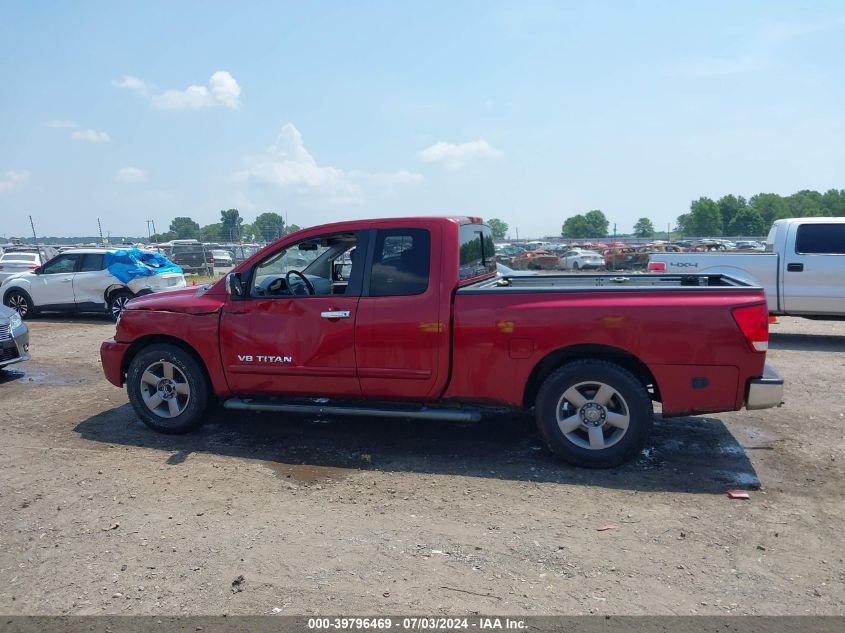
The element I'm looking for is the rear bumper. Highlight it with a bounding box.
[746,364,784,410]
[100,338,131,387]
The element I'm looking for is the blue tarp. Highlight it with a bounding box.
[104,249,183,283]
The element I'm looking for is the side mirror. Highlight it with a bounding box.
[226,272,245,297]
[33,267,42,275]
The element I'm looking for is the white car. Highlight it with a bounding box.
[210,249,234,267]
[1,248,186,321]
[0,251,45,283]
[558,249,605,271]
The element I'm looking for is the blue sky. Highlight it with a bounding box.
[1,1,844,239]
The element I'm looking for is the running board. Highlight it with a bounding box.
[222,398,482,423]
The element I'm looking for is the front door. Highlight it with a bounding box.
[29,253,81,310]
[782,222,845,316]
[220,230,365,398]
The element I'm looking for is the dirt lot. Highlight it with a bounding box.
[0,316,843,616]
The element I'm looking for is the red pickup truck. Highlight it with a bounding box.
[100,217,783,467]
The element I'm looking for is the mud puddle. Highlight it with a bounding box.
[264,460,355,484]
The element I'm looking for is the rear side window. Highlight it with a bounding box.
[79,254,105,272]
[1,253,37,263]
[795,224,845,254]
[368,229,430,296]
[459,223,496,280]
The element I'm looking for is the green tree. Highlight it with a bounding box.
[169,216,200,240]
[151,231,176,242]
[717,195,747,231]
[728,207,766,236]
[678,197,722,236]
[200,223,223,242]
[822,189,845,216]
[253,212,287,241]
[487,218,509,240]
[749,193,790,227]
[787,190,824,217]
[584,210,609,237]
[286,223,303,235]
[633,217,655,238]
[561,215,593,239]
[220,209,243,242]
[239,223,255,241]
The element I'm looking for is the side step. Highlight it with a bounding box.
[222,398,482,423]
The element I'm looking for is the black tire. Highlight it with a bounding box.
[4,289,37,320]
[108,290,134,322]
[126,344,210,434]
[535,360,653,468]
[573,262,580,271]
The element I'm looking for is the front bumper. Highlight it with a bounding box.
[0,322,30,369]
[746,363,784,410]
[100,338,131,387]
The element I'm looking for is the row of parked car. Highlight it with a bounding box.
[0,247,187,321]
[496,238,766,271]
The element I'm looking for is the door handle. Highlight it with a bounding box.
[786,263,804,272]
[321,310,351,319]
[61,279,72,283]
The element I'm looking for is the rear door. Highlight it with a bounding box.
[783,222,845,315]
[28,253,82,309]
[355,223,449,400]
[72,253,109,310]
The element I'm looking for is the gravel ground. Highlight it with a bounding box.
[0,315,843,615]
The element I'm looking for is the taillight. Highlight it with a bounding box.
[732,304,769,352]
[647,261,666,273]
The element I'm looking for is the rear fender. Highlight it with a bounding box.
[103,284,131,305]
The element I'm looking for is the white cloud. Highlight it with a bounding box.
[114,167,148,184]
[70,129,111,143]
[0,170,30,194]
[418,139,503,170]
[44,119,78,128]
[112,70,242,110]
[235,123,423,204]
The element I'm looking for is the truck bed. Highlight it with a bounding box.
[448,271,769,415]
[461,272,757,293]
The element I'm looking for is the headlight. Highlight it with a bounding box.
[9,311,22,330]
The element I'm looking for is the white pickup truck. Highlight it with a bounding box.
[648,217,845,320]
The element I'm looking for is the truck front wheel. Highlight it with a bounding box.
[535,360,653,468]
[126,344,209,434]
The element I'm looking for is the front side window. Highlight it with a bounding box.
[794,224,845,255]
[40,254,79,274]
[251,233,360,297]
[369,229,430,296]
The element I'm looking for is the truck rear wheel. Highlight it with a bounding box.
[535,360,653,468]
[127,344,209,434]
